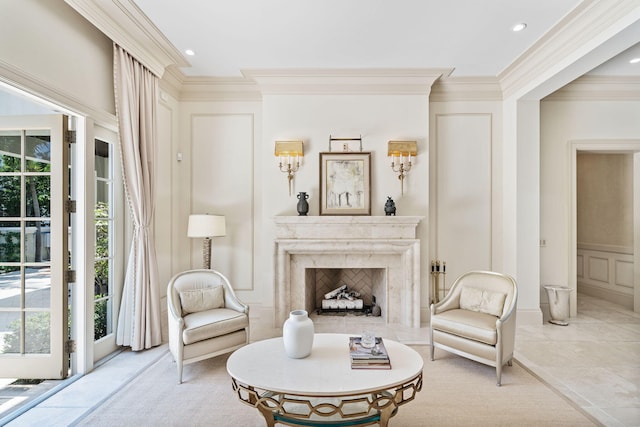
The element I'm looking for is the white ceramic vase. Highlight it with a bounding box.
[283,309,314,358]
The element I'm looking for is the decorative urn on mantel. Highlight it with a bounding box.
[296,192,309,216]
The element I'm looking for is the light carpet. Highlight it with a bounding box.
[75,346,599,427]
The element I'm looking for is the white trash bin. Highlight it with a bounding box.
[543,285,572,326]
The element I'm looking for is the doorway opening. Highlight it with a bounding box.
[571,140,640,317]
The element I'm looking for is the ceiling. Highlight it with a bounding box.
[133,0,639,78]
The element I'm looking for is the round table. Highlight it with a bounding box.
[227,333,423,426]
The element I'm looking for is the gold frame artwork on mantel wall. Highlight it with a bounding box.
[319,152,371,215]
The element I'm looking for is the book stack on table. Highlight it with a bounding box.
[349,336,391,369]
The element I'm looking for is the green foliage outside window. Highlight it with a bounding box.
[94,201,110,340]
[94,296,108,340]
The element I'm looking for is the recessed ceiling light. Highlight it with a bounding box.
[185,49,195,56]
[512,23,527,32]
[630,57,640,64]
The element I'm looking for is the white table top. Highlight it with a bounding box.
[226,333,423,396]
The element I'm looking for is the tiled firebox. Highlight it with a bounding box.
[274,216,423,328]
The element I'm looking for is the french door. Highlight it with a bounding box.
[0,115,70,379]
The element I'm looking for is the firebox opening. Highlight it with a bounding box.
[306,268,386,318]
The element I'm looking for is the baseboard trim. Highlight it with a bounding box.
[577,283,633,310]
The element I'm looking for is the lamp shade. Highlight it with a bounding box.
[187,214,226,238]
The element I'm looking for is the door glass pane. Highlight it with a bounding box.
[0,221,21,262]
[0,312,21,354]
[94,260,108,295]
[95,140,110,179]
[25,266,51,309]
[24,311,50,354]
[95,219,108,256]
[96,181,110,208]
[0,177,21,217]
[0,131,20,170]
[25,220,51,262]
[25,175,51,218]
[25,131,51,172]
[94,296,111,340]
[0,266,21,309]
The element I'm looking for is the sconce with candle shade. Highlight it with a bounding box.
[275,141,304,196]
[388,141,417,195]
[187,214,226,269]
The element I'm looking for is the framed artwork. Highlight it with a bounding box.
[319,152,371,215]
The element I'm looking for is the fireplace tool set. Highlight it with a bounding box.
[430,260,446,304]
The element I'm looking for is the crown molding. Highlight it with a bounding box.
[240,68,452,95]
[158,66,183,100]
[64,0,189,77]
[179,75,263,102]
[430,77,502,101]
[499,0,640,99]
[543,75,640,100]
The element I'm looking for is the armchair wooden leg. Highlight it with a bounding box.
[430,345,435,361]
[178,361,183,384]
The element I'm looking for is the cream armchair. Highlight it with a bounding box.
[167,269,249,383]
[430,270,517,386]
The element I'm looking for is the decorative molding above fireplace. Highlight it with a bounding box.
[274,216,423,328]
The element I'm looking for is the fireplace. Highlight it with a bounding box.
[274,216,423,328]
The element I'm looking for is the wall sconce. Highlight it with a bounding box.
[275,141,304,196]
[388,141,417,195]
[187,214,226,269]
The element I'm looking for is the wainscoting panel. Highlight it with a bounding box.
[588,256,609,283]
[577,244,634,308]
[615,259,634,289]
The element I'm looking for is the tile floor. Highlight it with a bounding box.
[1,293,638,426]
[515,294,640,427]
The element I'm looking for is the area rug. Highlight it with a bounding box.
[75,346,598,426]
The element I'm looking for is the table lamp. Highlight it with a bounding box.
[187,214,226,269]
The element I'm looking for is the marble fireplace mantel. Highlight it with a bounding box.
[274,216,423,328]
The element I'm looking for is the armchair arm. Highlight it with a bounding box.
[167,284,183,322]
[431,285,461,315]
[225,292,249,314]
[497,301,517,354]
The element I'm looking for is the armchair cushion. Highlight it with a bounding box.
[431,309,498,345]
[459,287,506,317]
[179,286,224,314]
[182,308,249,345]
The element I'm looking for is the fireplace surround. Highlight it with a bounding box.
[274,216,423,328]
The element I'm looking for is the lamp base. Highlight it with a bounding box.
[202,237,212,269]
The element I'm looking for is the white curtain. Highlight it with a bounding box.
[113,43,162,351]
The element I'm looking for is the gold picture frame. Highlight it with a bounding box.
[319,152,371,215]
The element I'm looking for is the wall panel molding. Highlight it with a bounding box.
[190,113,255,291]
[578,246,634,297]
